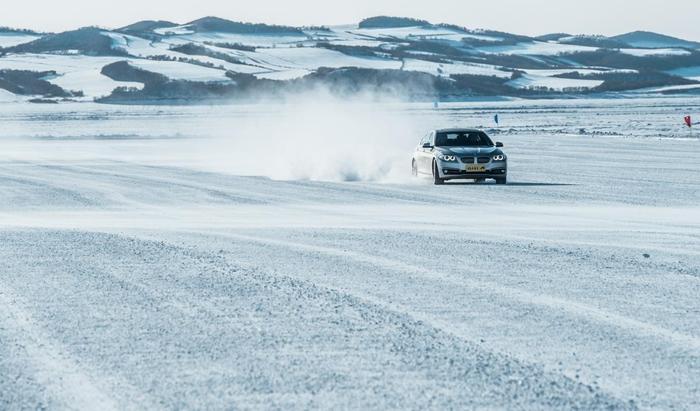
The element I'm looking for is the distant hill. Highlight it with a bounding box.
[0,69,76,97]
[536,33,571,42]
[359,16,430,29]
[558,35,629,49]
[0,27,43,35]
[2,16,700,103]
[181,17,303,35]
[611,31,700,49]
[118,20,177,34]
[6,27,126,56]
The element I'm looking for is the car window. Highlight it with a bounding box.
[435,132,494,147]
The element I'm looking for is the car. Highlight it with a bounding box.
[412,128,508,185]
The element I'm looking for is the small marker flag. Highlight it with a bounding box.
[685,115,692,128]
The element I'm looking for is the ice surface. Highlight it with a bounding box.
[0,97,699,410]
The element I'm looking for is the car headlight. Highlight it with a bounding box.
[437,153,457,162]
[492,154,506,161]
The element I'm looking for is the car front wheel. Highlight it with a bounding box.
[495,177,507,185]
[433,161,444,185]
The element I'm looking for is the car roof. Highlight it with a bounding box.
[435,128,483,133]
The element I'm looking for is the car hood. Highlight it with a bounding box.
[438,146,501,156]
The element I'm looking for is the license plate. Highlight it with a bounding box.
[465,165,485,172]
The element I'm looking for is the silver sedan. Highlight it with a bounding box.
[412,128,508,185]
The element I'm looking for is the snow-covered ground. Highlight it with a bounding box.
[523,68,637,77]
[252,47,401,72]
[0,88,20,102]
[403,59,510,78]
[349,25,500,43]
[507,73,604,90]
[0,97,699,410]
[0,54,144,100]
[478,41,598,56]
[618,47,691,57]
[667,66,700,82]
[127,59,233,82]
[0,33,40,48]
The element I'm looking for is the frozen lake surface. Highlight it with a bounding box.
[0,97,699,410]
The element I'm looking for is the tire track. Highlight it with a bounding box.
[0,230,634,410]
[215,231,700,354]
[0,287,120,411]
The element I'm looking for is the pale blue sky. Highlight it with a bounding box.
[5,0,700,40]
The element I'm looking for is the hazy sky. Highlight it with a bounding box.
[5,0,700,40]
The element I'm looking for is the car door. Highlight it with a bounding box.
[416,133,430,173]
[420,131,435,173]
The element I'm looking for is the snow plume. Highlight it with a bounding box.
[0,88,435,183]
[199,90,429,183]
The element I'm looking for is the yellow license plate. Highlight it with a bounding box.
[465,165,485,172]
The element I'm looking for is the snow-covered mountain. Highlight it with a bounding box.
[1,16,699,103]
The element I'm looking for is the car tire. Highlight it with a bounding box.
[474,178,486,184]
[495,177,507,185]
[411,160,418,176]
[432,161,444,185]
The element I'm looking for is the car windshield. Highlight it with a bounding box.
[435,131,494,147]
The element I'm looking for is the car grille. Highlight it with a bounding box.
[462,157,492,164]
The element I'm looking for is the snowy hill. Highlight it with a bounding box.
[0,16,699,103]
[611,31,700,49]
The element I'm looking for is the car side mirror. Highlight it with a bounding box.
[496,142,504,147]
[422,143,433,149]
